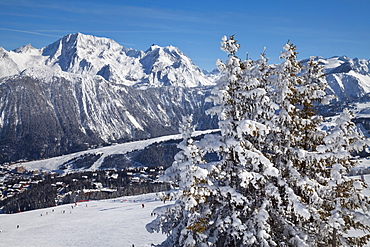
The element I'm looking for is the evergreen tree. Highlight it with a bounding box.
[146,115,212,246]
[315,109,370,246]
[269,44,370,246]
[147,36,370,247]
[204,35,279,246]
[149,36,280,246]
[265,44,327,246]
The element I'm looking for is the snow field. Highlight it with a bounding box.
[0,176,369,246]
[0,193,171,247]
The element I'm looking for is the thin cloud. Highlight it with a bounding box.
[317,38,362,44]
[0,11,46,19]
[0,0,208,24]
[119,6,205,23]
[0,28,61,38]
[0,0,98,14]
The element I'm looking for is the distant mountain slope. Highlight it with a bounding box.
[313,56,370,101]
[10,129,216,174]
[0,33,219,163]
[0,73,215,163]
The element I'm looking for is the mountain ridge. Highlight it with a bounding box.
[0,33,215,88]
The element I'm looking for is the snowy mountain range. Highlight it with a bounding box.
[0,33,219,164]
[313,56,370,101]
[0,33,214,88]
[0,33,370,164]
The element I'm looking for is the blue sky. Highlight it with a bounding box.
[0,0,369,71]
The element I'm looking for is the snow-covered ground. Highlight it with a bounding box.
[0,176,369,247]
[0,193,171,247]
[1,130,369,246]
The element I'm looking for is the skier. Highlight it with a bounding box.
[142,204,145,208]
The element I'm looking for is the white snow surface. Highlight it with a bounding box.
[0,193,172,247]
[320,57,345,69]
[125,110,144,131]
[0,178,368,247]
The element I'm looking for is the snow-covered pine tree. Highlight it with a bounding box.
[201,35,282,246]
[293,56,328,151]
[147,36,370,247]
[148,35,280,246]
[161,115,204,189]
[146,115,212,246]
[170,35,278,246]
[261,42,319,246]
[270,44,370,246]
[315,109,370,246]
[242,49,277,151]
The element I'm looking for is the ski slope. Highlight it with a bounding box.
[0,193,170,247]
[0,175,369,247]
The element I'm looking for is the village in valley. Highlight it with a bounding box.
[0,162,169,214]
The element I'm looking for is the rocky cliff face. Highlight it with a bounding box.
[0,73,215,163]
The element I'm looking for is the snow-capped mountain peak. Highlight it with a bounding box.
[139,43,214,87]
[42,33,130,75]
[317,56,370,100]
[13,43,38,54]
[317,56,370,75]
[0,33,215,87]
[0,33,218,164]
[299,56,370,101]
